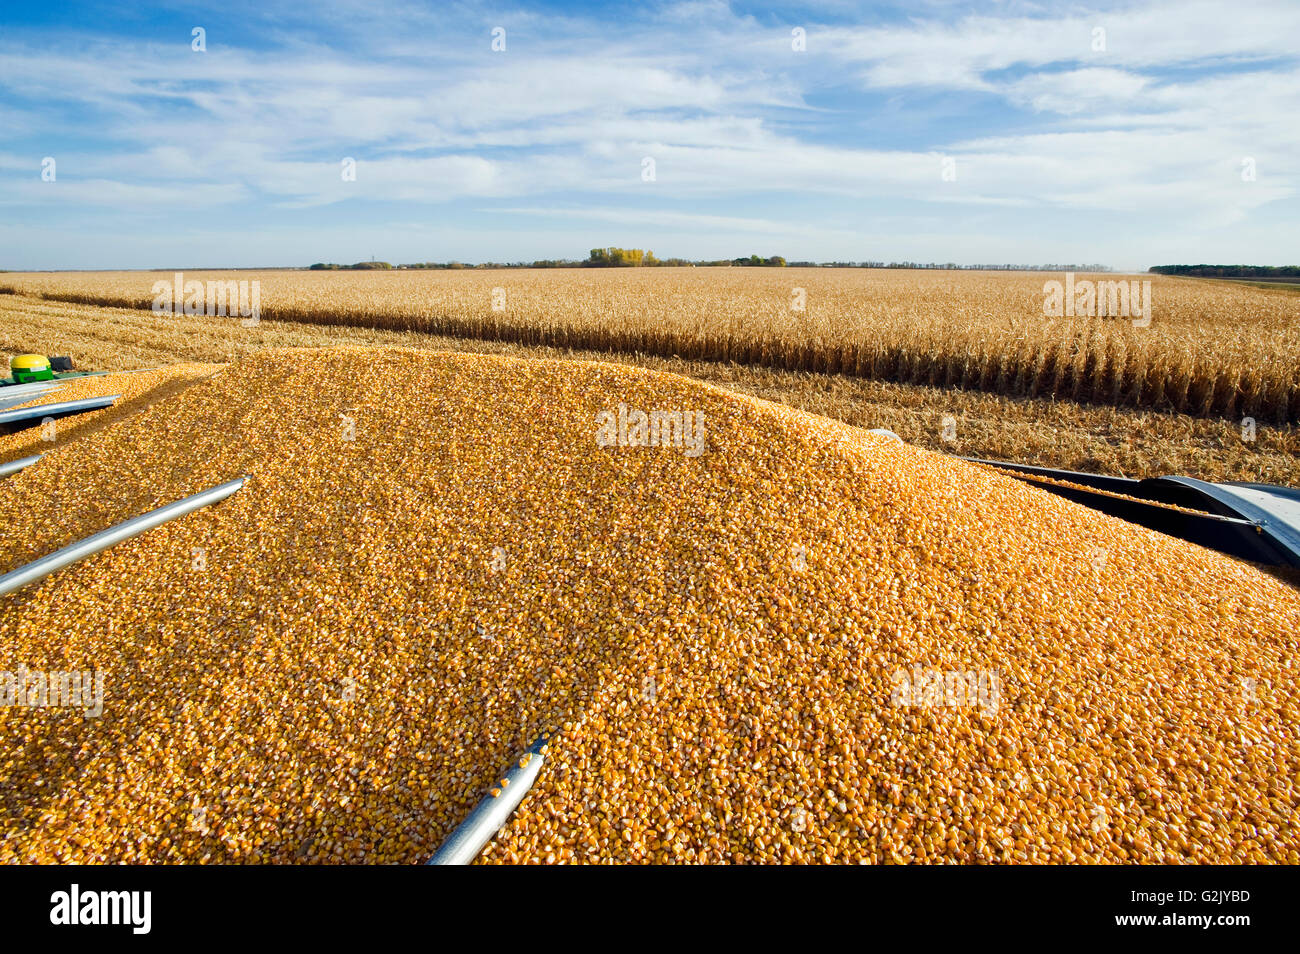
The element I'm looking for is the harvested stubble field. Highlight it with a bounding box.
[3,267,1298,422]
[2,290,1298,486]
[0,348,1298,864]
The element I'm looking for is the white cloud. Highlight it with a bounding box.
[0,0,1296,266]
[823,0,1300,91]
[1003,68,1152,115]
[490,205,863,239]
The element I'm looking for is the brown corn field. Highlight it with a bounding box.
[4,268,1297,422]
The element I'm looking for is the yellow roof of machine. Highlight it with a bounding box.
[10,354,50,371]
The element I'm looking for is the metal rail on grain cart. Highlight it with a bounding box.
[0,477,248,597]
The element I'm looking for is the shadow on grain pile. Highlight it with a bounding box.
[0,364,220,465]
[0,346,1297,864]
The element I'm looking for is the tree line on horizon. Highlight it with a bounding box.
[308,252,1121,271]
[1149,264,1300,278]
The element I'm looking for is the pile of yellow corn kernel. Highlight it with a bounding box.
[0,347,1296,864]
[0,363,220,466]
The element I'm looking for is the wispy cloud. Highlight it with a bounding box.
[0,0,1296,268]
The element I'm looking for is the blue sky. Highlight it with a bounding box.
[2,0,1297,270]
